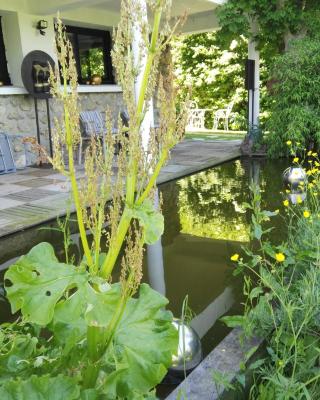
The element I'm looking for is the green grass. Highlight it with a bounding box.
[185,130,246,141]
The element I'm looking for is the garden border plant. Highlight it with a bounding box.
[223,143,320,399]
[0,1,189,398]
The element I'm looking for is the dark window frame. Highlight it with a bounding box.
[0,16,11,85]
[65,25,114,84]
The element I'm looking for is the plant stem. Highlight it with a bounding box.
[61,59,94,270]
[67,137,94,270]
[100,4,163,279]
[100,208,132,279]
[104,292,128,351]
[125,2,162,206]
[136,150,167,205]
[82,326,102,388]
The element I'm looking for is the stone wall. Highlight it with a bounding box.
[0,91,124,166]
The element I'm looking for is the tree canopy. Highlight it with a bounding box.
[216,0,320,58]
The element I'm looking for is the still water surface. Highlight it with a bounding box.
[0,157,289,358]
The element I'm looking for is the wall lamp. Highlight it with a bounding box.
[36,20,48,36]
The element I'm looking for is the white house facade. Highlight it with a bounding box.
[0,0,259,152]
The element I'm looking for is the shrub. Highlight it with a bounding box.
[266,36,320,157]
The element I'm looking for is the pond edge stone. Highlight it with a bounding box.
[166,327,264,400]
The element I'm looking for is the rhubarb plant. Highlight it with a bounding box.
[1,1,187,398]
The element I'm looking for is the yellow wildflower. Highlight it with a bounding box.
[308,150,312,156]
[286,140,292,146]
[308,183,314,189]
[278,360,284,367]
[283,199,289,207]
[312,153,317,157]
[297,196,303,204]
[230,254,239,262]
[307,170,313,176]
[303,210,310,218]
[275,253,285,262]
[293,157,299,163]
[315,162,320,167]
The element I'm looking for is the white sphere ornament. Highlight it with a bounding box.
[169,318,202,376]
[288,192,307,205]
[283,166,307,190]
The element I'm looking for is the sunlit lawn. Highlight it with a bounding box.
[185,129,246,141]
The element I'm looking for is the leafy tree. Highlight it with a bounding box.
[216,0,320,153]
[216,0,320,58]
[172,32,248,130]
[266,36,320,157]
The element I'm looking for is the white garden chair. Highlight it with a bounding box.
[186,101,211,131]
[213,101,234,131]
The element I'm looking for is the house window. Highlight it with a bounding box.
[0,17,11,85]
[66,25,114,84]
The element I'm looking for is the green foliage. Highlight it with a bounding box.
[99,284,176,397]
[172,32,248,130]
[130,199,164,245]
[216,0,320,146]
[266,36,320,157]
[5,243,88,326]
[0,375,80,400]
[226,167,320,398]
[80,48,104,80]
[2,244,177,399]
[216,0,320,58]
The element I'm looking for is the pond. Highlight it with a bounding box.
[0,157,290,394]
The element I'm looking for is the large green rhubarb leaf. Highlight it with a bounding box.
[4,242,88,326]
[100,284,178,399]
[0,374,80,400]
[51,282,119,348]
[51,283,177,397]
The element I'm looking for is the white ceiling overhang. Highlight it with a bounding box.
[0,0,225,33]
[25,0,224,17]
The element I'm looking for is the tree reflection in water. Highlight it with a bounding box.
[177,160,250,242]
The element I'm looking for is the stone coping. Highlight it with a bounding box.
[166,328,264,400]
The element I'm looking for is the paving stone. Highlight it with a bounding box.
[40,182,72,193]
[4,188,58,202]
[0,174,34,184]
[0,204,53,221]
[29,193,72,209]
[0,217,12,227]
[16,167,56,177]
[0,197,25,210]
[0,184,29,196]
[17,178,64,188]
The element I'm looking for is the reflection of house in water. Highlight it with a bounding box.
[159,233,244,320]
[143,232,245,355]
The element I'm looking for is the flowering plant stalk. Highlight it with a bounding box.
[0,1,188,398]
